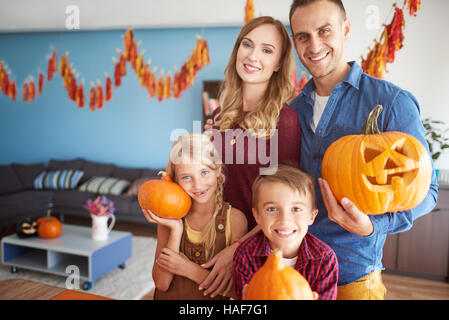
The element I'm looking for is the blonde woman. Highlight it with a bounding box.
[142,133,247,299]
[202,16,301,297]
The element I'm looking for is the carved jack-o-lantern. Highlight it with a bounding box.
[322,105,432,215]
[16,217,38,238]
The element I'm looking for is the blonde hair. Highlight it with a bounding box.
[214,16,296,138]
[167,133,225,260]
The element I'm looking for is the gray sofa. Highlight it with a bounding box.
[0,158,162,227]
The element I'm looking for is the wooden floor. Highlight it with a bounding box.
[383,273,449,300]
[2,216,449,300]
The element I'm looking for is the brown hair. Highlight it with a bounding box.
[214,16,295,138]
[289,0,347,26]
[252,163,317,210]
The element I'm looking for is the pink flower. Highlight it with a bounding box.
[84,196,115,216]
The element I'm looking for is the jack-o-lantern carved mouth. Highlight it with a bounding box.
[360,138,420,192]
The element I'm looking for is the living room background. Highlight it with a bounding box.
[1,0,448,169]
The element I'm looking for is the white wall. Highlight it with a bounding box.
[344,0,449,169]
[0,0,293,31]
[1,0,448,167]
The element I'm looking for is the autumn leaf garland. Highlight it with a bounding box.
[361,0,421,79]
[0,29,210,109]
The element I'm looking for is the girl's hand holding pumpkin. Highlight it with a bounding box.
[142,209,183,234]
[318,178,374,237]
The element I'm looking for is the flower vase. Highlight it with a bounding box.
[91,214,116,241]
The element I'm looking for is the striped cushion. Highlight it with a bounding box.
[34,170,84,190]
[78,176,130,195]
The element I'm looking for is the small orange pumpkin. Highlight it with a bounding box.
[138,170,191,219]
[322,105,432,215]
[37,213,63,239]
[245,248,314,300]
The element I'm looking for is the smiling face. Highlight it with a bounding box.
[236,23,283,88]
[290,0,350,81]
[174,161,219,205]
[252,181,318,258]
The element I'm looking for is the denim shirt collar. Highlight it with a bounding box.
[299,61,362,105]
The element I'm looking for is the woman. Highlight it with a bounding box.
[201,16,301,298]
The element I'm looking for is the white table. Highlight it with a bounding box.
[1,224,132,290]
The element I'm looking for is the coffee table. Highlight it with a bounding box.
[1,224,132,290]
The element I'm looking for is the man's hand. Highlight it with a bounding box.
[198,243,236,298]
[318,178,374,237]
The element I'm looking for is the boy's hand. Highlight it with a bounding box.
[318,178,374,237]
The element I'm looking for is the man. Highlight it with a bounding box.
[288,0,438,300]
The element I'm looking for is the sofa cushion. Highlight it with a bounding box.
[78,177,130,195]
[48,158,85,171]
[0,165,24,194]
[112,165,143,181]
[79,160,114,184]
[34,170,84,190]
[12,162,46,189]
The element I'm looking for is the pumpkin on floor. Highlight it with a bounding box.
[245,248,314,300]
[138,170,191,219]
[322,105,432,215]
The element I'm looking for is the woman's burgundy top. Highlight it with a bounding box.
[211,104,301,230]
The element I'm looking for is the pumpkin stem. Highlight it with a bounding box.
[361,105,383,135]
[46,203,53,220]
[158,170,172,182]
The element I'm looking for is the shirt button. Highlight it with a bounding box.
[218,223,224,231]
[195,251,201,257]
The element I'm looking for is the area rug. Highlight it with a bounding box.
[0,236,157,300]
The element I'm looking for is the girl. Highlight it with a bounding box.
[142,133,247,299]
[201,16,301,296]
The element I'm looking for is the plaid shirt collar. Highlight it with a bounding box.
[254,231,316,270]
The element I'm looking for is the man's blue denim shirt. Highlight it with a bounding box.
[289,61,439,286]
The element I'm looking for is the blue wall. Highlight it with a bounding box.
[0,26,303,168]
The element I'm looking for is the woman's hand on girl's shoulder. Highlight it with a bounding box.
[142,209,183,232]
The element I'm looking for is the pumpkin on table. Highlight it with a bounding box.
[245,248,314,300]
[322,105,432,215]
[37,208,63,239]
[138,170,191,219]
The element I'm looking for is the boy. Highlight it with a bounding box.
[233,163,338,300]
